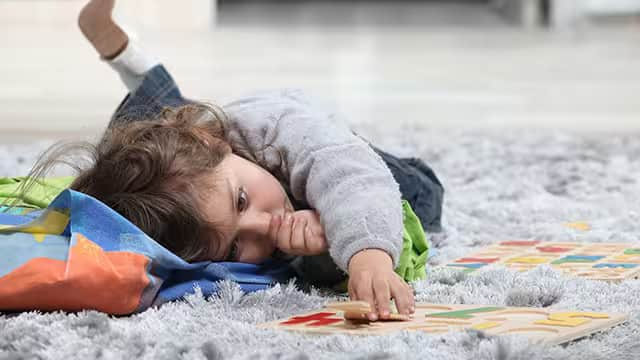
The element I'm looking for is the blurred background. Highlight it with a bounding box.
[0,0,639,143]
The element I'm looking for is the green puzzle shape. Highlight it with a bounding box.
[624,249,640,255]
[426,307,505,319]
[551,255,605,264]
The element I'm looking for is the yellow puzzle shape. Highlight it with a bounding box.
[505,257,550,264]
[471,321,501,330]
[534,312,609,327]
[564,222,591,231]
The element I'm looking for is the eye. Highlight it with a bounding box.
[237,187,249,212]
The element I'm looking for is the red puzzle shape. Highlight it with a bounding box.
[280,312,342,326]
[537,246,572,253]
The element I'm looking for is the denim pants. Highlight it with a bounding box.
[110,65,444,285]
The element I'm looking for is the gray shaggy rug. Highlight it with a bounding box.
[1,128,640,360]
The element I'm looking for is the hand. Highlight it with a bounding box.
[348,249,415,321]
[269,210,328,256]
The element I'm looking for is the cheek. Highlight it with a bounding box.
[239,237,275,264]
[252,174,285,204]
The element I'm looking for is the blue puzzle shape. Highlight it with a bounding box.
[593,263,638,269]
[446,263,487,269]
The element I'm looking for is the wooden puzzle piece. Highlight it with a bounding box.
[499,240,541,246]
[593,263,638,269]
[344,312,411,321]
[551,255,605,264]
[423,319,473,325]
[444,241,640,281]
[405,325,450,333]
[505,256,552,264]
[536,246,573,253]
[455,257,499,263]
[534,312,609,327]
[611,254,640,263]
[446,263,487,270]
[582,244,629,253]
[326,301,371,313]
[280,312,342,326]
[471,321,501,330]
[493,309,549,316]
[544,242,585,247]
[564,222,591,231]
[426,307,505,319]
[259,303,628,346]
[326,301,411,321]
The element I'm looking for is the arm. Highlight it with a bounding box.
[224,89,404,271]
[224,89,414,319]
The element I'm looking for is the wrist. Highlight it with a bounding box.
[348,248,392,270]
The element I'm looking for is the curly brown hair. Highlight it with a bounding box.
[16,103,237,261]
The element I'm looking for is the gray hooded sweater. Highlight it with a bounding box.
[223,89,403,271]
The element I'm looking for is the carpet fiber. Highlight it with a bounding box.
[1,129,639,359]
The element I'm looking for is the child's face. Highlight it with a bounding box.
[202,153,294,264]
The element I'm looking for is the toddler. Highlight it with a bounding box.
[29,0,444,320]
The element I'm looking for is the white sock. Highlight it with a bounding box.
[107,41,160,91]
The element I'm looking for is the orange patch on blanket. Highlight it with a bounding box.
[0,234,149,315]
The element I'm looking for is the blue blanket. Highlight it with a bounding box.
[0,189,295,314]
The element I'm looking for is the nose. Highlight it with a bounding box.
[237,210,273,238]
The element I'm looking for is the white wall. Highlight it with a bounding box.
[114,0,214,30]
[587,0,640,14]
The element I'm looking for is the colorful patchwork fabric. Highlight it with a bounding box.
[0,189,295,315]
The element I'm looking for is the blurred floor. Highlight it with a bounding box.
[0,0,639,142]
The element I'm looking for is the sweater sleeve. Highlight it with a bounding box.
[223,89,403,271]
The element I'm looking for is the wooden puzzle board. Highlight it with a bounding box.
[444,241,640,281]
[258,303,628,345]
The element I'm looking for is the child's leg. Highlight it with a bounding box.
[78,0,127,61]
[79,0,190,126]
[107,50,189,126]
[373,147,444,233]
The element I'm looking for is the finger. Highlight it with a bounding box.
[372,277,391,319]
[276,213,294,252]
[304,226,326,254]
[406,283,416,314]
[354,280,377,321]
[304,225,314,253]
[312,223,325,237]
[268,214,281,246]
[390,279,414,315]
[291,218,306,253]
[398,280,415,313]
[348,279,356,301]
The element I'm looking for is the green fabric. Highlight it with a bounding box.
[395,200,430,281]
[0,177,73,209]
[333,200,429,292]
